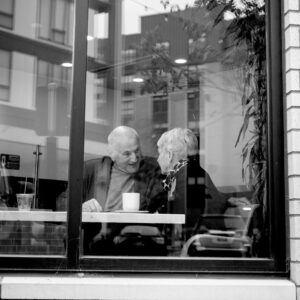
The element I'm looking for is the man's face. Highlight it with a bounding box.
[112,137,141,173]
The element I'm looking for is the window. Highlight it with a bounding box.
[38,0,74,46]
[0,0,14,29]
[0,50,11,102]
[187,91,200,125]
[0,0,72,260]
[155,41,170,54]
[36,59,71,135]
[37,60,71,89]
[0,0,286,274]
[153,95,168,125]
[93,77,107,122]
[121,100,134,126]
[122,49,136,74]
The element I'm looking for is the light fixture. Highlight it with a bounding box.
[133,77,144,83]
[242,207,252,211]
[61,62,73,68]
[174,58,187,64]
[87,35,94,41]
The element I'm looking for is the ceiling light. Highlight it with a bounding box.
[87,35,94,41]
[242,207,252,211]
[133,77,144,83]
[61,62,73,68]
[174,58,187,64]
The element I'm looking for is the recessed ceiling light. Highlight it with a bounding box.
[61,62,72,68]
[174,58,187,64]
[242,207,252,211]
[133,77,144,83]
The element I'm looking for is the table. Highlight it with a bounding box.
[0,210,185,224]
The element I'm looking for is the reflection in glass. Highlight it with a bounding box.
[0,0,73,255]
[0,0,14,29]
[81,0,268,258]
[0,50,11,102]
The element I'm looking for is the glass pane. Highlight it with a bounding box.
[0,0,73,256]
[0,87,9,101]
[0,0,13,29]
[0,50,10,89]
[82,0,268,259]
[39,0,51,40]
[0,0,13,14]
[6,0,74,47]
[54,0,65,30]
[0,14,13,29]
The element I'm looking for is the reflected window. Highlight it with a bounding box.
[0,0,73,257]
[81,0,269,260]
[121,100,134,126]
[187,92,200,124]
[38,0,74,46]
[94,77,106,121]
[122,49,136,74]
[153,95,168,125]
[0,0,14,29]
[0,50,11,102]
[37,60,71,89]
[155,41,170,54]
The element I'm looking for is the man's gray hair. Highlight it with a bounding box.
[108,126,139,147]
[157,128,198,159]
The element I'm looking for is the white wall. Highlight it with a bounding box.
[284,0,300,299]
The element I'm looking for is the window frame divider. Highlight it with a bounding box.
[266,0,286,269]
[66,0,89,269]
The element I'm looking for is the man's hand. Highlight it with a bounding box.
[82,198,103,212]
[227,197,251,207]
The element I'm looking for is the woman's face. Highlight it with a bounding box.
[157,146,171,174]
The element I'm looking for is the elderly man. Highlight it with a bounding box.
[82,126,165,213]
[81,126,166,254]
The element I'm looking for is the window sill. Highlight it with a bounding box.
[0,275,296,300]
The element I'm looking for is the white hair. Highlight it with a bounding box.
[107,126,140,159]
[157,128,198,160]
[184,128,199,156]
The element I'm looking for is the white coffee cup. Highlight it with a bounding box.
[122,193,140,211]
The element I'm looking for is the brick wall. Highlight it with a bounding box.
[284,0,300,299]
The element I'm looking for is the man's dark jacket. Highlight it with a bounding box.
[83,156,166,212]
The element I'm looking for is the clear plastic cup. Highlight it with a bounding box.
[16,193,34,210]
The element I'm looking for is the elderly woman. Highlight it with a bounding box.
[157,128,246,237]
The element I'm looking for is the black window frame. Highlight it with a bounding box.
[0,0,287,275]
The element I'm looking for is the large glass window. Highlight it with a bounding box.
[0,0,285,273]
[0,0,73,258]
[79,0,282,265]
